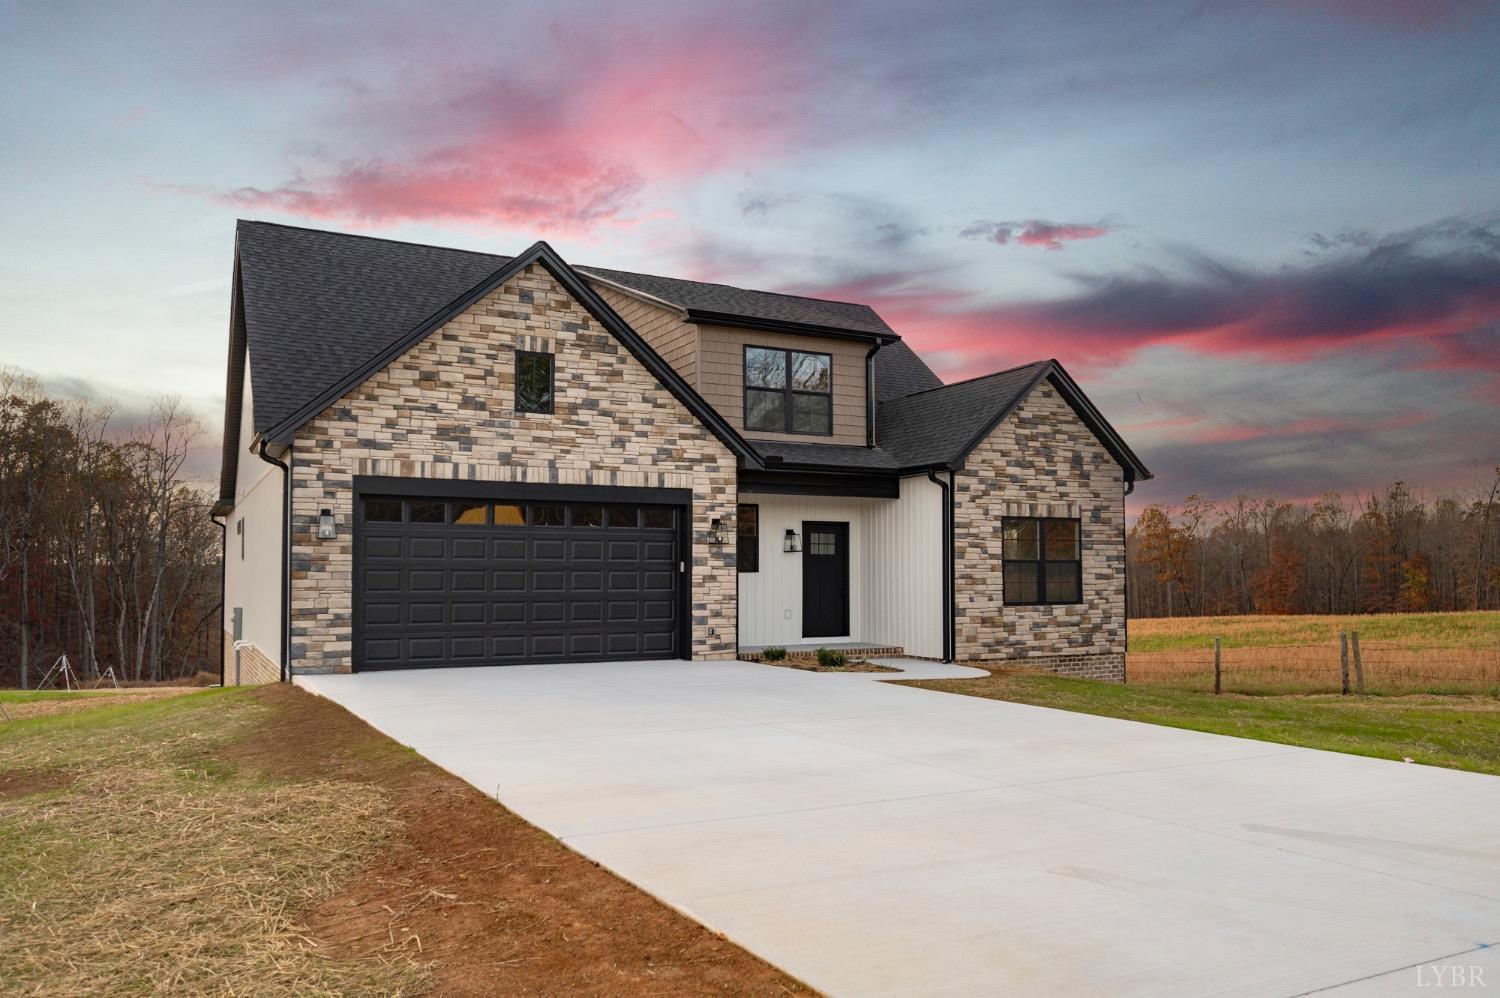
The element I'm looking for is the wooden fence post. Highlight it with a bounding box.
[1213,636,1222,695]
[1340,631,1350,695]
[1351,631,1366,694]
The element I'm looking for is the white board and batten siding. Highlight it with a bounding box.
[222,359,285,671]
[737,476,945,658]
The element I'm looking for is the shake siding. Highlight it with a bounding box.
[592,284,699,385]
[697,325,868,445]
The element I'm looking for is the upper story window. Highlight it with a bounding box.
[1002,517,1082,605]
[515,350,555,414]
[743,345,832,435]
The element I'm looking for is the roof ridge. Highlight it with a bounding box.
[580,265,881,313]
[237,219,510,260]
[881,359,1050,404]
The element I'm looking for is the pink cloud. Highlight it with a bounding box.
[212,13,823,233]
[961,218,1113,251]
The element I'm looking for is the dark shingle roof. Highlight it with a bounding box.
[237,221,509,436]
[749,440,903,470]
[580,266,896,337]
[873,340,943,402]
[874,361,1052,468]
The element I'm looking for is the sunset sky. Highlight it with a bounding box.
[2,0,1497,508]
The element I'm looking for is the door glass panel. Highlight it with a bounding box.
[809,530,837,556]
[571,506,603,527]
[642,508,673,529]
[365,499,403,522]
[606,507,637,528]
[453,501,488,525]
[530,505,565,526]
[493,504,525,526]
[409,500,445,523]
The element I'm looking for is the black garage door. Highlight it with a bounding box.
[354,494,682,669]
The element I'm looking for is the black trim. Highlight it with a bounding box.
[738,469,899,498]
[927,469,954,663]
[214,251,248,511]
[514,349,555,414]
[686,309,898,343]
[256,440,291,682]
[1000,516,1084,606]
[247,241,761,468]
[742,344,834,436]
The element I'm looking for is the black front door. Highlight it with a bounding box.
[802,521,849,638]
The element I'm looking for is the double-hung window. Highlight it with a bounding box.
[1002,517,1083,605]
[743,346,832,435]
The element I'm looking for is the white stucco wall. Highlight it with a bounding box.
[222,359,284,682]
[737,476,944,658]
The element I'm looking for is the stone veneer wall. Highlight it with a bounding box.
[287,263,739,675]
[221,629,279,685]
[953,379,1126,681]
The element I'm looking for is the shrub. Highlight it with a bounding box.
[815,647,847,668]
[762,646,787,661]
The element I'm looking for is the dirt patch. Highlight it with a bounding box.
[752,658,899,674]
[1,687,199,720]
[231,685,809,996]
[0,768,76,799]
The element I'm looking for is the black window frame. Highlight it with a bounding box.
[515,349,555,414]
[741,345,833,436]
[1001,516,1084,606]
[737,503,759,573]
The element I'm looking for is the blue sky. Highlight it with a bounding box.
[2,0,1497,504]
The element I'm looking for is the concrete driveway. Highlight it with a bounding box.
[297,660,1500,997]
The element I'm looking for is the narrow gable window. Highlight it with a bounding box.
[1001,517,1082,605]
[743,346,832,435]
[737,503,759,573]
[515,350,555,413]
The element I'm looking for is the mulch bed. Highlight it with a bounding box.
[228,685,810,996]
[750,659,899,674]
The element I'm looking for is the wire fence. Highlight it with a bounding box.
[1127,635,1500,696]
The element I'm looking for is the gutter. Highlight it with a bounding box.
[926,468,956,663]
[209,512,227,685]
[864,341,883,448]
[256,440,292,683]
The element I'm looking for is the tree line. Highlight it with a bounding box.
[1128,476,1500,618]
[0,372,221,688]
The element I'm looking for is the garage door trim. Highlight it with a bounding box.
[351,477,694,671]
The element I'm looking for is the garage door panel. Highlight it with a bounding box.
[356,495,681,670]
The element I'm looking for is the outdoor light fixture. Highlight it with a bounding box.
[784,528,801,553]
[317,508,336,540]
[709,517,726,544]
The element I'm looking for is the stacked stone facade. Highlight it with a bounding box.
[953,379,1127,681]
[287,263,739,675]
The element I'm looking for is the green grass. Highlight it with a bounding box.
[0,688,137,703]
[904,669,1500,776]
[1128,609,1500,652]
[0,687,421,995]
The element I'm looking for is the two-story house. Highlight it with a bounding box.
[214,222,1150,685]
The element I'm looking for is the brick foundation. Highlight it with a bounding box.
[221,629,280,685]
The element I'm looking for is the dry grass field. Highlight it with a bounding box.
[1126,611,1500,695]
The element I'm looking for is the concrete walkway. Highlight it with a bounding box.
[296,660,1500,997]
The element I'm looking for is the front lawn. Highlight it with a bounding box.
[0,685,805,995]
[901,668,1500,776]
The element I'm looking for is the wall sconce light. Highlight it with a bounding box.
[783,528,801,553]
[317,508,337,540]
[708,517,726,544]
